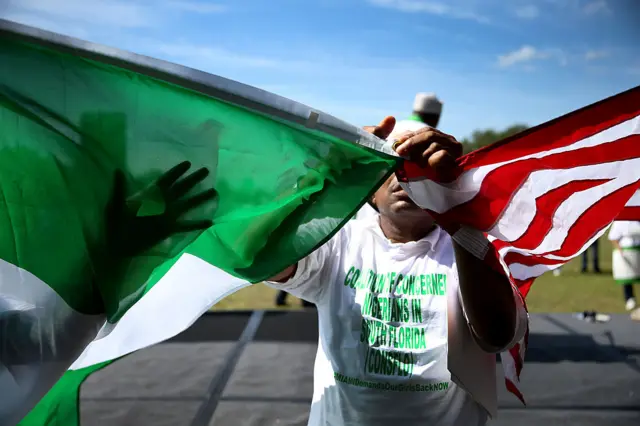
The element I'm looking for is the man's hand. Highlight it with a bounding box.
[392,127,463,179]
[363,116,396,140]
[106,161,217,258]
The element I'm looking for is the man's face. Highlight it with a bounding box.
[372,173,434,224]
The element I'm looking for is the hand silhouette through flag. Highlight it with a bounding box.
[106,161,218,259]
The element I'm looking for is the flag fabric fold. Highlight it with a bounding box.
[397,84,640,402]
[616,190,640,221]
[0,19,398,425]
[2,17,639,426]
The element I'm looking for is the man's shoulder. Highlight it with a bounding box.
[331,217,373,243]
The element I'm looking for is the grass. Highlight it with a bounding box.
[212,237,630,313]
[525,237,627,313]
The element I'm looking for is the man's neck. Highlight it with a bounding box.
[378,215,435,244]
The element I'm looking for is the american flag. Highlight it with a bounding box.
[616,189,640,221]
[396,85,640,403]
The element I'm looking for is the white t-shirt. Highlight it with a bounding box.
[608,221,640,248]
[267,217,526,426]
[354,203,378,221]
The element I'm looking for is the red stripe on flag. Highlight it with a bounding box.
[509,343,524,377]
[548,180,640,258]
[503,251,563,267]
[459,85,640,168]
[505,378,526,405]
[512,278,534,298]
[424,134,640,231]
[616,206,640,221]
[511,179,611,250]
[500,181,640,270]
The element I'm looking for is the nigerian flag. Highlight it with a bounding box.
[0,20,398,425]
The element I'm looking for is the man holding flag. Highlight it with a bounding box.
[266,117,529,426]
[355,92,444,222]
[1,18,638,425]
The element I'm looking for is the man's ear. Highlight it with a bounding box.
[368,196,379,212]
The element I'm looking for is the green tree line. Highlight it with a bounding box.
[461,124,529,153]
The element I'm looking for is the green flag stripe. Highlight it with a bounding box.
[0,19,390,155]
[18,361,112,426]
[0,22,397,322]
[2,19,398,425]
[69,254,250,370]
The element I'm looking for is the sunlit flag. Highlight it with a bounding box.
[398,84,640,401]
[0,19,397,425]
[1,17,638,426]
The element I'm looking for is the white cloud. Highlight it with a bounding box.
[1,12,89,38]
[12,0,156,28]
[515,4,539,19]
[584,49,609,61]
[582,0,611,15]
[164,1,227,14]
[498,45,541,67]
[367,0,490,24]
[143,42,322,74]
[153,43,289,69]
[547,47,568,66]
[1,0,228,32]
[498,45,569,68]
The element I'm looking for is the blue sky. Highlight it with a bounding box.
[1,0,639,139]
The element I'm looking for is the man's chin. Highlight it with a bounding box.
[390,201,427,215]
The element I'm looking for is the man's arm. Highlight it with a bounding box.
[385,123,527,353]
[264,237,335,304]
[268,264,297,283]
[452,236,525,353]
[611,239,621,251]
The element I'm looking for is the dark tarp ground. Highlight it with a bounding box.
[79,311,640,426]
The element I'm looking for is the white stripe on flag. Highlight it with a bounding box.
[489,158,640,245]
[405,115,640,214]
[70,254,250,370]
[0,259,104,425]
[499,227,607,281]
[626,190,640,207]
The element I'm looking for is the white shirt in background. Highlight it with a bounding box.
[608,221,640,248]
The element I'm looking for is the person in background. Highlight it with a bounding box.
[581,241,601,273]
[608,220,640,316]
[399,92,443,130]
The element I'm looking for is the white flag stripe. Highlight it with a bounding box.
[496,222,610,262]
[500,350,519,385]
[489,158,640,243]
[500,226,608,281]
[70,253,250,370]
[509,263,561,281]
[626,190,640,207]
[0,259,104,425]
[528,165,639,255]
[404,115,640,213]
